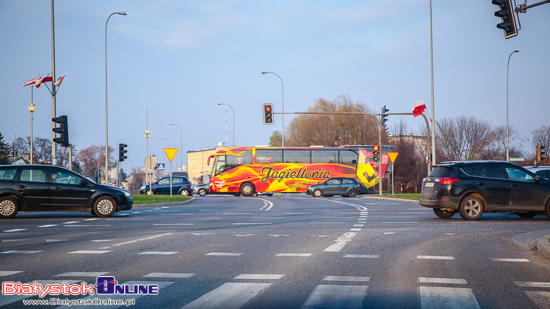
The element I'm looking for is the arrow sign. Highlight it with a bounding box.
[387,152,399,164]
[164,148,179,162]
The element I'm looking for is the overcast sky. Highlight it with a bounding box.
[1,0,549,170]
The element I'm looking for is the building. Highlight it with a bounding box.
[187,146,226,184]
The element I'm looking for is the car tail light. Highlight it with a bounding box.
[357,183,360,188]
[187,183,191,187]
[436,178,460,185]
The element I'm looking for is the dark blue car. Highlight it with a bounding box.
[139,176,193,196]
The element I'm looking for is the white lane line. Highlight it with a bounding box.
[91,239,117,242]
[1,250,43,254]
[144,273,195,278]
[384,232,395,235]
[153,223,194,226]
[353,224,364,227]
[0,280,78,307]
[258,198,274,211]
[55,272,109,277]
[344,254,380,259]
[2,239,28,242]
[38,224,58,228]
[206,252,243,256]
[417,255,454,260]
[68,250,111,254]
[419,286,481,309]
[380,222,418,224]
[323,276,370,282]
[0,271,23,276]
[491,258,530,263]
[111,233,172,247]
[62,221,80,224]
[46,239,68,242]
[64,224,111,227]
[324,232,357,252]
[138,251,178,255]
[276,253,312,257]
[3,229,26,233]
[234,274,284,280]
[182,282,271,309]
[419,277,468,284]
[515,281,550,288]
[302,284,369,309]
[350,228,362,232]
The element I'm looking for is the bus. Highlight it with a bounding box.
[207,145,393,196]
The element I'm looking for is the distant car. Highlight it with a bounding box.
[528,166,550,180]
[139,176,193,196]
[193,183,210,196]
[306,178,360,198]
[0,164,132,219]
[420,160,550,220]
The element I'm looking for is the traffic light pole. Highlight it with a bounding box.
[274,111,383,195]
[517,0,550,12]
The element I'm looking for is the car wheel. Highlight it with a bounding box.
[348,189,358,198]
[543,201,550,220]
[517,212,537,218]
[313,189,323,197]
[198,188,207,196]
[93,196,116,218]
[459,195,484,220]
[433,208,456,219]
[0,197,18,219]
[180,189,190,196]
[240,183,255,197]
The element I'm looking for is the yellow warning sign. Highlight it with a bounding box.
[164,148,179,162]
[387,152,399,164]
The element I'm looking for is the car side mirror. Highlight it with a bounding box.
[79,179,87,187]
[534,176,540,183]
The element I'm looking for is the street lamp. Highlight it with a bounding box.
[506,49,519,162]
[261,71,285,147]
[69,132,81,170]
[13,118,31,162]
[169,123,183,170]
[217,103,235,147]
[159,137,171,146]
[105,11,127,185]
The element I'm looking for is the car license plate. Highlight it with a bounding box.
[425,182,434,188]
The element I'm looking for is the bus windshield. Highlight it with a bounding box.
[213,149,253,176]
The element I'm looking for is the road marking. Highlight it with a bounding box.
[353,224,364,227]
[419,277,468,284]
[350,228,362,232]
[324,232,357,252]
[2,239,28,242]
[323,276,370,282]
[276,253,312,257]
[206,252,243,256]
[417,255,454,260]
[232,223,272,225]
[0,280,78,307]
[83,218,99,221]
[62,221,79,224]
[490,258,530,263]
[269,234,290,237]
[153,223,194,226]
[46,239,68,242]
[380,222,418,224]
[38,224,58,228]
[3,229,26,233]
[68,250,110,254]
[182,282,271,309]
[515,281,550,288]
[344,254,380,259]
[91,239,117,242]
[258,198,274,211]
[64,224,111,227]
[1,250,43,254]
[234,274,284,280]
[0,271,23,276]
[138,251,178,255]
[419,286,480,309]
[224,213,254,215]
[111,233,172,247]
[384,232,395,235]
[55,272,109,277]
[302,284,369,309]
[144,273,195,278]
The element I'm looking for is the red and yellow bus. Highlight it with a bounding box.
[208,145,393,196]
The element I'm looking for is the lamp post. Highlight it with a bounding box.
[69,132,81,170]
[159,137,171,146]
[217,103,235,147]
[506,49,519,162]
[169,123,183,170]
[261,71,285,147]
[28,102,35,164]
[105,11,127,185]
[13,118,31,162]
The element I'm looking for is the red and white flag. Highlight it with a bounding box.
[412,100,426,117]
[54,73,66,87]
[35,72,52,88]
[23,73,41,87]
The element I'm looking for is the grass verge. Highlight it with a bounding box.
[132,194,192,205]
[379,193,421,200]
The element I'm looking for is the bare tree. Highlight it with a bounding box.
[435,116,493,161]
[75,145,115,181]
[533,125,550,165]
[14,136,70,165]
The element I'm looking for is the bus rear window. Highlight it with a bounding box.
[256,150,282,164]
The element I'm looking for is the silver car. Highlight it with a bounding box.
[192,183,210,196]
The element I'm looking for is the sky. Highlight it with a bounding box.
[1,0,549,171]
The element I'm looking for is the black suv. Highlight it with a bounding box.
[420,161,550,220]
[0,165,133,219]
[139,176,193,196]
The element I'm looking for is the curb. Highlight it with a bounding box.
[362,196,420,203]
[536,234,550,260]
[131,197,197,208]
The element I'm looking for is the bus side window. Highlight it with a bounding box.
[339,150,358,166]
[312,150,338,163]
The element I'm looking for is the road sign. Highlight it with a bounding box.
[387,152,399,164]
[509,158,525,162]
[144,156,157,169]
[164,148,179,162]
[156,163,166,170]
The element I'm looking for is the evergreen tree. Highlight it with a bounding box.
[0,133,11,164]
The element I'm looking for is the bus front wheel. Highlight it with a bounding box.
[240,183,255,197]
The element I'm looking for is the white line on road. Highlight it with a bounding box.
[276,253,312,257]
[38,225,57,228]
[46,239,68,242]
[258,198,274,211]
[417,255,455,260]
[490,258,530,263]
[514,281,550,288]
[344,254,380,259]
[206,252,243,256]
[234,274,284,280]
[138,251,178,255]
[1,250,43,254]
[323,276,370,282]
[3,229,26,233]
[0,271,23,276]
[419,277,468,284]
[419,286,480,309]
[302,284,369,309]
[324,232,357,252]
[68,250,110,254]
[182,282,271,309]
[144,273,195,278]
[2,239,28,242]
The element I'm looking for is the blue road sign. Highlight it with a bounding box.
[156,163,165,170]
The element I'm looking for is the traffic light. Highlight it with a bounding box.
[263,103,273,125]
[52,115,69,147]
[373,145,379,162]
[119,143,128,162]
[381,105,389,125]
[537,145,546,163]
[492,0,518,39]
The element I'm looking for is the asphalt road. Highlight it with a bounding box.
[1,195,550,308]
